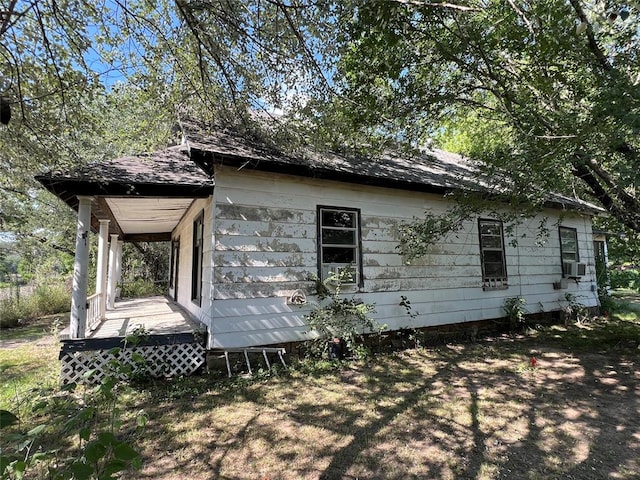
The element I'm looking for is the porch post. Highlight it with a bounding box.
[96,220,110,320]
[107,234,119,309]
[70,196,91,339]
[115,240,123,299]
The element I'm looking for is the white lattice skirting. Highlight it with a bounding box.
[60,342,206,385]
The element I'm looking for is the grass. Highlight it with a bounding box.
[1,295,639,479]
[0,314,64,419]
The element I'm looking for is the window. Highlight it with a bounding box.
[191,211,204,305]
[478,219,508,289]
[318,206,362,286]
[559,226,579,275]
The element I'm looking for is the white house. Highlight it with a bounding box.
[37,122,604,354]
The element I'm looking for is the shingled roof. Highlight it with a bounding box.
[181,120,603,214]
[36,145,214,208]
[36,121,603,220]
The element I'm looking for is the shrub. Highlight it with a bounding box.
[0,283,70,328]
[609,268,640,291]
[32,283,71,316]
[503,296,527,331]
[119,279,165,298]
[0,298,28,328]
[304,271,382,359]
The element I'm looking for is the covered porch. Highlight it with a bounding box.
[59,296,202,340]
[35,145,214,383]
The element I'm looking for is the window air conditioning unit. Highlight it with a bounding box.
[563,261,586,278]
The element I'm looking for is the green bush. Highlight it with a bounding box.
[609,268,640,291]
[0,298,28,328]
[304,271,381,359]
[0,283,70,328]
[119,279,165,298]
[32,284,71,316]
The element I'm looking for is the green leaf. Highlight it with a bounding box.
[136,414,148,428]
[70,461,94,480]
[96,431,117,446]
[84,441,107,463]
[0,455,10,476]
[61,382,77,392]
[0,410,19,429]
[79,426,91,441]
[131,352,145,364]
[100,458,127,478]
[30,452,49,462]
[31,400,49,413]
[113,443,139,462]
[13,460,26,479]
[27,424,46,437]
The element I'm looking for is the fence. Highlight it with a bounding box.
[0,283,36,301]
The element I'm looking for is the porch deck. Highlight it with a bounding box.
[58,296,207,384]
[60,295,202,340]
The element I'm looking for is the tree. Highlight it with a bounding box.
[3,0,640,263]
[1,0,340,283]
[332,0,640,235]
[0,0,335,249]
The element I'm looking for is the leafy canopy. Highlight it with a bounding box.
[334,0,640,236]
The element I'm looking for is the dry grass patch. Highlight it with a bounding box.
[1,300,638,480]
[129,337,639,480]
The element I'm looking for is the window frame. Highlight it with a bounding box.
[559,226,579,275]
[317,205,363,287]
[170,238,180,301]
[191,210,204,305]
[478,218,508,290]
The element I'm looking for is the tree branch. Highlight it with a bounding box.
[392,0,481,11]
[573,159,640,232]
[567,0,613,72]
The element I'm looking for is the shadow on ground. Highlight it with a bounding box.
[130,331,640,480]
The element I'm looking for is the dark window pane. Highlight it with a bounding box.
[481,236,503,249]
[484,263,506,278]
[483,250,504,263]
[560,238,576,251]
[322,247,356,263]
[322,229,356,245]
[480,222,501,236]
[322,210,356,228]
[560,228,576,241]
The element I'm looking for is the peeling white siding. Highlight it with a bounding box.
[208,166,599,348]
[170,196,213,326]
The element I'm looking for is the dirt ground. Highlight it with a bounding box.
[130,333,639,480]
[2,306,638,479]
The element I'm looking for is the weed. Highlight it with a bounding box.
[304,271,382,360]
[563,293,590,324]
[503,296,527,331]
[0,373,145,479]
[399,295,418,319]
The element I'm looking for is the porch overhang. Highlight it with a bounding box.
[35,145,214,241]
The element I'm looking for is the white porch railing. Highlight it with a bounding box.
[87,293,103,332]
